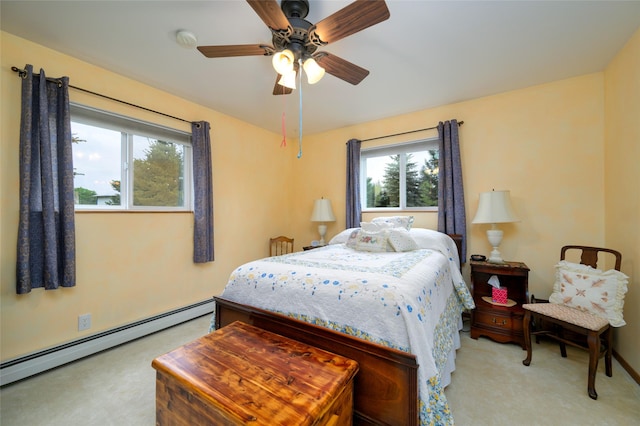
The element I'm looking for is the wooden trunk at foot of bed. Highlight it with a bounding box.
[214,297,419,426]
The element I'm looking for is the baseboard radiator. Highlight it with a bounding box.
[0,299,214,386]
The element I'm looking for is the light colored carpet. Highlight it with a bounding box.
[1,315,638,425]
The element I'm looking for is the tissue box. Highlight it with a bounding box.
[492,287,508,304]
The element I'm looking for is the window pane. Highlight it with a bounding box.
[407,149,439,208]
[132,136,185,207]
[365,155,399,208]
[71,122,122,206]
[361,139,439,210]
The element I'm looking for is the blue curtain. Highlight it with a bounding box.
[17,65,76,294]
[437,120,467,261]
[191,121,214,263]
[346,139,361,228]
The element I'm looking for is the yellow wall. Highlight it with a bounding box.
[1,32,293,359]
[604,28,640,373]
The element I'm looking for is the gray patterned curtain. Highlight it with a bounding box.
[191,121,214,263]
[437,120,467,261]
[17,65,76,294]
[346,139,361,228]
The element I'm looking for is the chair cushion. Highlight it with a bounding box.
[548,261,628,327]
[523,303,609,331]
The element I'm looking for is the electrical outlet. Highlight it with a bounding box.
[78,313,91,331]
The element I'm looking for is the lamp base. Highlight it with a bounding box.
[317,224,327,246]
[486,228,505,263]
[487,248,505,264]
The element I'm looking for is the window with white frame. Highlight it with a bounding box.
[70,104,192,211]
[361,139,439,210]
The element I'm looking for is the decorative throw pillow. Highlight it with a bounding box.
[549,261,629,327]
[371,215,414,230]
[354,229,390,252]
[328,228,359,245]
[387,228,419,252]
[345,229,360,249]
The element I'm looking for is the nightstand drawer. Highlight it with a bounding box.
[474,310,522,332]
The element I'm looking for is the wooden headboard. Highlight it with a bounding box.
[448,233,463,265]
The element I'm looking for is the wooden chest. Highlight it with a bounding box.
[151,321,359,425]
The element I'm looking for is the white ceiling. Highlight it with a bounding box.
[2,1,639,135]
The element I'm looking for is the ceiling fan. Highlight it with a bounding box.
[197,0,390,95]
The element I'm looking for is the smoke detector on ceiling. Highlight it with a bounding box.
[176,30,198,49]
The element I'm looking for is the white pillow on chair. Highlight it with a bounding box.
[549,261,629,327]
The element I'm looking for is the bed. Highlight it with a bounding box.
[211,224,475,425]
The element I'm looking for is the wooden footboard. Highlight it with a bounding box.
[214,297,419,426]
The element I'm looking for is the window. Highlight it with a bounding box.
[361,139,439,211]
[70,104,192,211]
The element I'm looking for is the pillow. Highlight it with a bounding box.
[549,261,629,327]
[328,228,359,245]
[387,228,419,252]
[371,215,414,230]
[345,229,361,249]
[360,221,394,232]
[354,229,390,252]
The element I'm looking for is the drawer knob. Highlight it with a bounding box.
[491,317,507,325]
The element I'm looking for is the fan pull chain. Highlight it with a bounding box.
[280,85,287,147]
[297,60,303,159]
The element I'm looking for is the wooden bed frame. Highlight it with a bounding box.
[214,234,463,426]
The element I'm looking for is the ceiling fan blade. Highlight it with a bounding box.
[273,75,293,95]
[315,53,369,85]
[197,44,269,58]
[311,0,390,45]
[247,0,291,31]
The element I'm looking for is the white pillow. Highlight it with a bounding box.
[549,261,629,327]
[371,215,414,230]
[360,221,394,232]
[345,229,361,249]
[328,228,359,245]
[354,229,390,252]
[387,228,419,252]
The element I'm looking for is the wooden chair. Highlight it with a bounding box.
[522,245,623,400]
[269,236,294,256]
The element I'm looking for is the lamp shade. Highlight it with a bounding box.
[310,198,336,222]
[472,190,519,224]
[303,58,325,84]
[278,70,297,89]
[272,49,294,75]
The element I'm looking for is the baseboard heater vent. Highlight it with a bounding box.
[0,299,214,386]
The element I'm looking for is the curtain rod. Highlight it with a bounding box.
[11,66,192,125]
[360,120,464,142]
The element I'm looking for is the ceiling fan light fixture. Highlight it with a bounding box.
[272,49,295,75]
[303,58,325,84]
[278,70,297,89]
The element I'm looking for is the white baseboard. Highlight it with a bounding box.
[0,299,214,386]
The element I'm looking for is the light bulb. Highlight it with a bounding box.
[278,70,297,89]
[272,49,294,75]
[303,58,325,84]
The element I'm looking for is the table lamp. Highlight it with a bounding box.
[310,198,336,246]
[472,190,519,264]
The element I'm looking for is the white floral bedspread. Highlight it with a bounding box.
[214,242,474,425]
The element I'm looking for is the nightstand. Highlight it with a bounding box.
[470,260,529,348]
[303,245,323,251]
